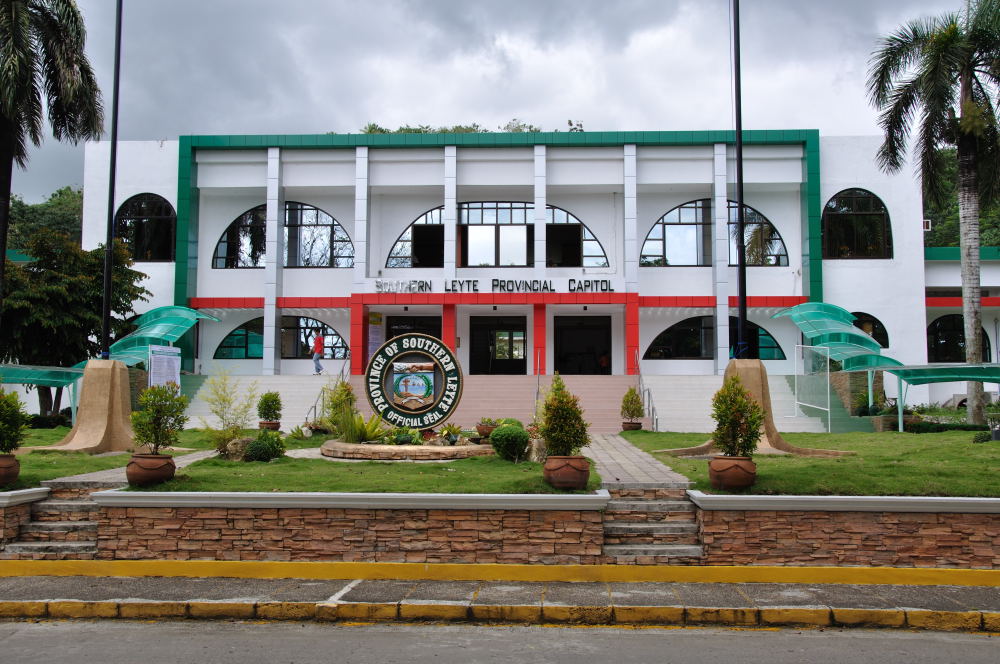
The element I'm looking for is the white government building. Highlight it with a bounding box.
[76,130,999,429]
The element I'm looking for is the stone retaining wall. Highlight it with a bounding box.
[0,504,30,544]
[320,441,494,461]
[97,506,604,564]
[699,510,1000,568]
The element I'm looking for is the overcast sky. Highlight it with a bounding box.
[12,0,962,202]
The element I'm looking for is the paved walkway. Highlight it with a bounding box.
[583,433,690,488]
[0,575,996,630]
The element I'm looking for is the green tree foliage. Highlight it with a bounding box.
[9,187,83,248]
[0,388,29,454]
[711,376,764,457]
[130,383,189,455]
[924,148,1000,246]
[490,423,530,462]
[540,374,589,457]
[0,1,104,332]
[620,386,644,422]
[0,229,148,414]
[244,429,285,462]
[357,118,543,134]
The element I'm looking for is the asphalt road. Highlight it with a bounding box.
[0,620,996,664]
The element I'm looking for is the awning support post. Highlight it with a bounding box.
[897,375,904,433]
[867,370,874,409]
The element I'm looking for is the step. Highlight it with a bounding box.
[31,500,101,522]
[603,522,698,535]
[602,544,704,558]
[605,500,695,512]
[2,541,98,555]
[17,521,98,543]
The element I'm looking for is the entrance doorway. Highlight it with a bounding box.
[386,316,441,340]
[469,316,527,374]
[554,316,611,374]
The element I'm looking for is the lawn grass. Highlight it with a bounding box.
[621,429,1000,497]
[2,450,129,491]
[134,455,602,494]
[21,426,73,447]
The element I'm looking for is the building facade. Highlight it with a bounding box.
[80,130,996,405]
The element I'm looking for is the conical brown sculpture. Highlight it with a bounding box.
[661,359,852,458]
[48,359,135,454]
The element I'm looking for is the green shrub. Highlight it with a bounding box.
[905,421,988,433]
[711,375,764,457]
[498,418,523,428]
[202,371,258,432]
[390,426,420,445]
[479,417,499,426]
[0,389,29,454]
[540,374,589,457]
[335,405,385,443]
[972,430,993,443]
[620,386,644,422]
[131,383,190,455]
[28,413,68,429]
[257,391,282,421]
[490,423,530,462]
[244,429,285,462]
[287,425,308,440]
[322,379,356,429]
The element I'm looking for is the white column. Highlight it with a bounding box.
[623,145,638,291]
[353,147,369,289]
[444,146,457,278]
[534,145,546,273]
[262,147,284,376]
[712,143,731,374]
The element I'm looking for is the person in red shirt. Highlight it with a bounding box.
[312,334,325,375]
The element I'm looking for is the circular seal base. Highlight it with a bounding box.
[320,440,495,461]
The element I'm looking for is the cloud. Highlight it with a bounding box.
[12,0,960,201]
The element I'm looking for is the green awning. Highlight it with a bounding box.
[882,363,1000,385]
[0,364,84,388]
[772,303,884,361]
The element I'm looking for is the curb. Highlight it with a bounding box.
[2,560,999,587]
[0,600,995,632]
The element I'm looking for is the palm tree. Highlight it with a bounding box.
[869,0,1000,424]
[0,0,103,332]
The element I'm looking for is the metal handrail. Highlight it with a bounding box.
[305,360,349,425]
[633,348,659,431]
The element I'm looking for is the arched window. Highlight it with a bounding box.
[214,317,350,360]
[926,314,990,363]
[822,189,893,259]
[115,193,176,261]
[641,199,788,266]
[387,207,444,268]
[387,202,609,268]
[851,311,889,348]
[643,316,786,360]
[213,202,353,269]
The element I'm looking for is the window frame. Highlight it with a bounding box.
[822,188,893,259]
[114,193,177,262]
[213,316,350,360]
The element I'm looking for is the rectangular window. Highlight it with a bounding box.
[466,226,495,266]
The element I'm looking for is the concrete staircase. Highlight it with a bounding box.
[601,486,703,563]
[1,480,123,560]
[642,374,835,433]
[183,373,639,433]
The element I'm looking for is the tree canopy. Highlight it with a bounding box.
[8,186,83,248]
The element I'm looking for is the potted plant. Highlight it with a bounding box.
[440,423,463,446]
[708,375,765,490]
[476,417,499,439]
[257,391,282,430]
[540,374,591,489]
[0,389,28,488]
[128,382,189,487]
[620,386,644,431]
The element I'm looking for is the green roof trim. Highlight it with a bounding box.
[924,246,1000,261]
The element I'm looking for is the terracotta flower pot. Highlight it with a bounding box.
[707,455,757,491]
[543,455,591,490]
[0,454,20,488]
[126,454,176,487]
[622,421,642,431]
[476,424,497,439]
[258,421,281,431]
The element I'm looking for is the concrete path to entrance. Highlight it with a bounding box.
[583,433,690,488]
[0,575,997,631]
